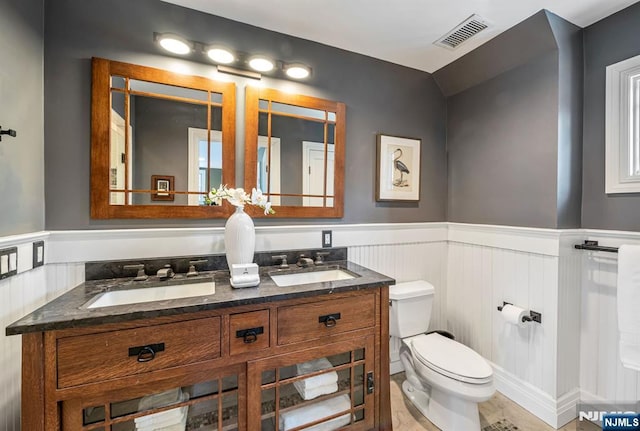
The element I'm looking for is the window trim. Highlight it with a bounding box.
[605,54,640,194]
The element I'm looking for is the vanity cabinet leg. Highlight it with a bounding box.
[22,332,45,431]
[379,286,392,430]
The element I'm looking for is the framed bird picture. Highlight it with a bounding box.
[376,134,421,201]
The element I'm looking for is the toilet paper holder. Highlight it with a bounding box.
[497,302,542,324]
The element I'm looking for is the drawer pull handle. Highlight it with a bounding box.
[236,326,264,344]
[128,343,165,362]
[319,313,341,328]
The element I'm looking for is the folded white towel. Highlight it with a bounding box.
[618,245,640,371]
[279,394,351,431]
[138,388,183,411]
[135,406,187,429]
[295,358,338,391]
[293,381,338,400]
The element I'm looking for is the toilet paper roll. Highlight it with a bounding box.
[501,304,527,327]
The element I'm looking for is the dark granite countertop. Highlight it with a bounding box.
[6,261,395,335]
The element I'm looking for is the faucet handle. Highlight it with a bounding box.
[123,264,148,281]
[187,259,208,277]
[315,251,330,265]
[271,254,289,268]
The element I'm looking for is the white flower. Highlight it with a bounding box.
[263,202,272,215]
[228,187,249,207]
[205,184,274,214]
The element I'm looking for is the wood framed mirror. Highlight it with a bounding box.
[91,58,236,219]
[244,87,345,218]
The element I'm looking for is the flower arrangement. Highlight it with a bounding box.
[205,185,275,215]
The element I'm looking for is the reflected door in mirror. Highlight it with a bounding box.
[245,87,345,218]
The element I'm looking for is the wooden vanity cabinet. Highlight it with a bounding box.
[21,287,391,431]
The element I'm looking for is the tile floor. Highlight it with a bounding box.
[390,373,601,431]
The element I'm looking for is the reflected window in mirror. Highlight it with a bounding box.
[91,58,236,219]
[245,87,345,218]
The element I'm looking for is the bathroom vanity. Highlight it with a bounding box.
[7,260,393,431]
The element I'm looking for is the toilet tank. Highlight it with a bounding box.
[389,281,435,338]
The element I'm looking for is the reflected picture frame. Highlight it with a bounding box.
[376,134,421,202]
[151,175,175,201]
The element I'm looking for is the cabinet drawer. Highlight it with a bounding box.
[57,317,221,388]
[277,294,376,345]
[229,309,270,355]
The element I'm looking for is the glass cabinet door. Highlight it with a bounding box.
[247,336,375,431]
[64,366,243,431]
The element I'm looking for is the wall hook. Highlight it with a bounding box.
[0,126,17,141]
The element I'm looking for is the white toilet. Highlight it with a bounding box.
[390,281,495,431]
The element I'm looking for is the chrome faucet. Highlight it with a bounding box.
[156,264,174,280]
[296,254,314,267]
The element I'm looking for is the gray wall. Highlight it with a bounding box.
[582,2,640,231]
[445,53,560,228]
[43,0,446,229]
[0,0,44,237]
[438,11,583,229]
[548,12,584,228]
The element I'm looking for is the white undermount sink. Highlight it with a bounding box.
[269,269,356,287]
[86,281,216,309]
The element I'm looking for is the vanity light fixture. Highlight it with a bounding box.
[156,33,192,55]
[284,63,312,79]
[248,56,275,72]
[154,33,311,80]
[206,45,235,64]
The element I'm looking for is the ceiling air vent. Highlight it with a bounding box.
[434,14,490,50]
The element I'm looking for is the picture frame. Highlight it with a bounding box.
[376,134,421,202]
[151,175,175,201]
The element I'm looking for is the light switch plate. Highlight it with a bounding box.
[33,240,44,268]
[0,247,18,279]
[322,230,332,248]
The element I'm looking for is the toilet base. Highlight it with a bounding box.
[401,379,482,431]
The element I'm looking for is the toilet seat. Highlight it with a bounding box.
[411,333,492,384]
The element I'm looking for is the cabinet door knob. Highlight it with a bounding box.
[243,330,258,344]
[319,313,341,327]
[236,326,264,344]
[128,342,165,362]
[137,346,156,362]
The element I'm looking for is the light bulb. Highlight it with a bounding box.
[248,56,275,72]
[157,33,191,55]
[285,64,311,79]
[207,47,235,64]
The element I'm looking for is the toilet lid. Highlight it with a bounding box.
[412,333,493,384]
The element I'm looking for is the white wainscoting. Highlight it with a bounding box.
[444,225,583,428]
[0,236,84,431]
[579,230,640,405]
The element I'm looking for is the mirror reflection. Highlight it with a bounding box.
[91,58,236,219]
[245,87,345,218]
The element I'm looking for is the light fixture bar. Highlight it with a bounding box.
[217,65,261,80]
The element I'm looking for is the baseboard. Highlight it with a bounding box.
[491,362,579,429]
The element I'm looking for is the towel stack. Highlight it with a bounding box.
[135,388,189,431]
[279,394,351,431]
[293,357,338,400]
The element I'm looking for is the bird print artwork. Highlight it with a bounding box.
[393,147,410,187]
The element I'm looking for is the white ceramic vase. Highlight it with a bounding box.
[224,206,255,268]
